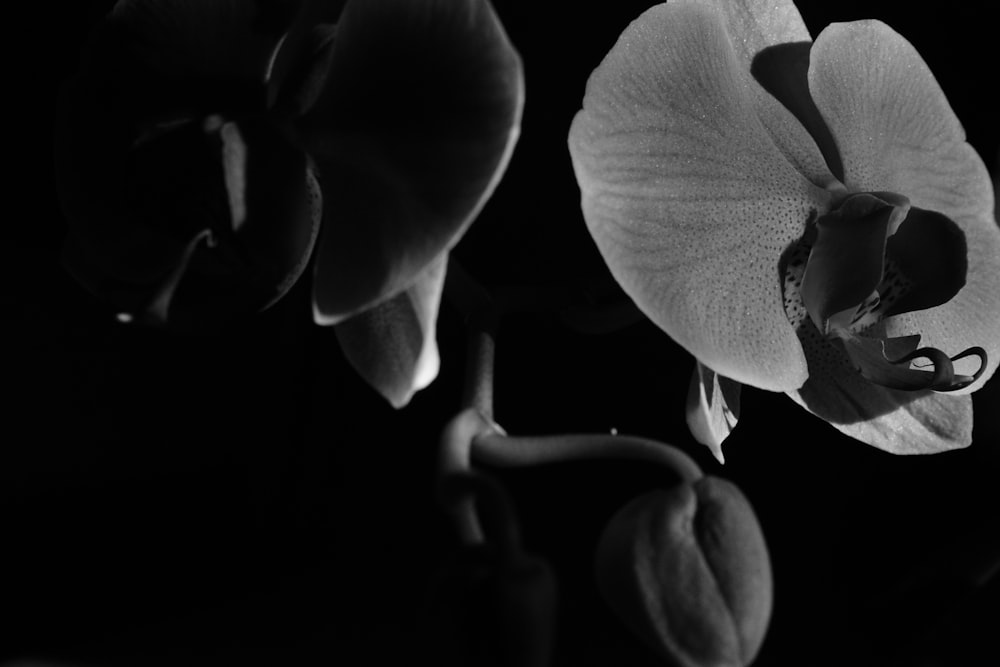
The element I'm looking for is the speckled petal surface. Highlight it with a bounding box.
[786,322,973,453]
[307,0,523,324]
[335,254,447,408]
[808,20,1000,393]
[691,0,841,187]
[568,1,835,391]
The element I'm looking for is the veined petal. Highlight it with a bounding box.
[307,0,523,323]
[334,254,447,408]
[694,0,842,185]
[568,1,836,392]
[808,20,1000,392]
[787,320,973,454]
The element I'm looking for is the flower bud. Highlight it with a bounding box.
[595,477,772,666]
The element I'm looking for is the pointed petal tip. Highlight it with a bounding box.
[334,255,447,409]
[708,444,726,465]
[312,299,349,327]
[686,362,741,458]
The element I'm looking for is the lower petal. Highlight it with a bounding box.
[787,320,973,454]
[334,253,448,408]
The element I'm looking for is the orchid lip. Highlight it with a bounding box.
[783,189,986,393]
[887,345,988,392]
[836,333,988,393]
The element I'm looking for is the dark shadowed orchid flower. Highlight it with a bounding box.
[306,0,523,407]
[568,0,1000,455]
[55,0,523,408]
[55,0,327,329]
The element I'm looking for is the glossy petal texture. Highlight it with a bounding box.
[308,0,524,324]
[569,0,838,391]
[686,362,741,464]
[808,20,1000,392]
[335,255,447,408]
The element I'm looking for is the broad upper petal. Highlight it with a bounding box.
[808,20,1000,393]
[568,1,836,391]
[334,254,447,408]
[307,0,523,324]
[694,0,842,184]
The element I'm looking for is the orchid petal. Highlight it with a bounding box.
[268,23,337,119]
[841,335,985,393]
[787,321,973,454]
[881,207,968,318]
[686,362,741,464]
[694,0,841,186]
[808,20,1000,392]
[569,1,837,392]
[799,192,908,335]
[307,0,523,324]
[334,255,447,408]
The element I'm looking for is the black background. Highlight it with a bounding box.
[4,1,999,665]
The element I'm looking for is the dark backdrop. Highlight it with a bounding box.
[4,1,999,665]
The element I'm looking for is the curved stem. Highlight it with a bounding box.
[438,472,522,557]
[439,409,492,543]
[472,432,703,485]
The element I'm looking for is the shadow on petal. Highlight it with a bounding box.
[786,317,973,454]
[751,41,843,182]
[305,0,523,322]
[808,20,1000,391]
